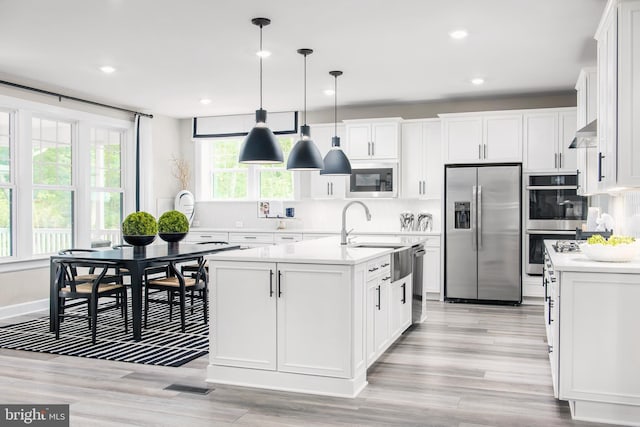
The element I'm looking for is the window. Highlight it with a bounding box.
[32,117,74,255]
[90,127,124,245]
[0,110,13,257]
[199,135,296,200]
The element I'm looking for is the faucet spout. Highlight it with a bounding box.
[341,201,372,245]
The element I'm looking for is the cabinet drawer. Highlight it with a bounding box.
[366,255,391,278]
[274,233,303,243]
[228,232,275,244]
[186,231,229,243]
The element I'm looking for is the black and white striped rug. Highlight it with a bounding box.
[0,297,208,367]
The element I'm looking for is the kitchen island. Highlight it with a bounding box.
[543,241,640,426]
[205,236,424,397]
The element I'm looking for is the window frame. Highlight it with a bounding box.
[0,108,16,259]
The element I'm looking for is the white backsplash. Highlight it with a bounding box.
[192,199,442,233]
[590,191,640,237]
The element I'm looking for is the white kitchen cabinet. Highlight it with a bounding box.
[389,275,412,341]
[185,231,229,243]
[228,232,274,248]
[575,67,599,196]
[442,113,522,164]
[211,260,355,378]
[423,241,441,296]
[309,123,347,199]
[274,233,303,244]
[595,0,640,191]
[401,119,442,199]
[210,262,277,370]
[365,255,392,366]
[302,232,338,240]
[523,108,577,172]
[345,118,401,160]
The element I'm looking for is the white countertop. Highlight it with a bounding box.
[207,235,426,265]
[545,240,640,274]
[190,227,440,237]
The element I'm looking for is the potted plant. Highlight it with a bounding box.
[158,210,189,243]
[122,211,158,246]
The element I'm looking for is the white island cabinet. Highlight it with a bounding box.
[543,241,640,426]
[206,237,419,398]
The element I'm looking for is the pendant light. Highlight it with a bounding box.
[320,70,352,175]
[238,17,283,164]
[286,48,324,170]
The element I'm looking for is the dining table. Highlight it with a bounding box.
[49,242,240,341]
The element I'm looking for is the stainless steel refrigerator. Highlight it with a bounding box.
[445,164,522,302]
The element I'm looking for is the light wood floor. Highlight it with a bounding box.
[0,302,611,427]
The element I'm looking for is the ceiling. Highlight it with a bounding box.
[0,0,607,119]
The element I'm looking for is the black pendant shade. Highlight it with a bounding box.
[287,48,324,171]
[320,70,352,175]
[239,18,283,164]
[287,124,324,170]
[239,109,283,163]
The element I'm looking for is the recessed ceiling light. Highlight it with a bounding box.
[324,89,335,96]
[449,29,468,40]
[100,66,116,74]
[256,50,271,58]
[471,78,485,85]
[200,98,212,105]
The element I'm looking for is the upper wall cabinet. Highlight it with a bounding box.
[344,118,401,160]
[595,0,640,190]
[575,68,600,196]
[441,113,522,164]
[523,108,577,172]
[401,119,442,199]
[308,123,346,199]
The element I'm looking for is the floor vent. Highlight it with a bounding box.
[164,384,214,395]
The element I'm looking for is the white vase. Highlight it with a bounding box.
[174,190,195,225]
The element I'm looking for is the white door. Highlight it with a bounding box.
[210,261,277,370]
[423,245,441,294]
[371,122,399,159]
[276,263,352,378]
[346,123,371,159]
[389,277,412,340]
[401,122,424,199]
[524,113,558,171]
[309,124,346,199]
[444,117,483,163]
[558,110,577,171]
[366,279,379,366]
[423,120,442,198]
[374,279,391,355]
[484,115,523,162]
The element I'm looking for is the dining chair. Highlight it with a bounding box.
[53,259,128,344]
[180,241,227,277]
[144,257,208,332]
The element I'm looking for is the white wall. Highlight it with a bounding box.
[595,192,640,237]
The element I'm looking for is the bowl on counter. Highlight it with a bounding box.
[581,242,640,262]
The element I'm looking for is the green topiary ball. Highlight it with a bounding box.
[122,211,158,235]
[158,210,190,233]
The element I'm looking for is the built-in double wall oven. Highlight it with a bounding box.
[525,173,588,274]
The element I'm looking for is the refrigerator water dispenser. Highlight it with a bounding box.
[454,202,471,229]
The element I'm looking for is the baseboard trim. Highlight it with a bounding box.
[0,299,48,320]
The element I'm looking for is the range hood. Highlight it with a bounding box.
[569,120,597,148]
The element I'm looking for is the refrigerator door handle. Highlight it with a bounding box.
[471,185,477,251]
[477,185,482,249]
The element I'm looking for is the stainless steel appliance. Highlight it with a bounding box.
[445,164,522,303]
[411,244,426,323]
[346,163,398,198]
[525,173,588,274]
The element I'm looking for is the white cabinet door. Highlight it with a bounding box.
[401,122,424,199]
[524,113,558,171]
[444,117,483,163]
[389,276,412,340]
[373,278,391,356]
[423,121,442,198]
[558,110,577,172]
[309,123,346,199]
[345,123,371,160]
[210,261,277,370]
[371,122,399,159]
[483,115,522,162]
[423,244,441,294]
[366,279,379,366]
[276,263,352,378]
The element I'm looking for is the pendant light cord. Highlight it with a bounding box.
[334,74,338,138]
[303,53,307,126]
[259,24,263,110]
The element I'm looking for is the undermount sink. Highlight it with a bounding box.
[350,243,406,249]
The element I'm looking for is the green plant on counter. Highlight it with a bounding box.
[157,210,189,233]
[122,211,158,235]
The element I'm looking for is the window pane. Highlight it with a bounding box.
[91,191,122,245]
[0,112,9,135]
[260,170,293,199]
[32,117,73,186]
[0,189,11,257]
[0,136,9,184]
[90,128,122,188]
[212,171,247,199]
[32,189,73,255]
[211,139,247,169]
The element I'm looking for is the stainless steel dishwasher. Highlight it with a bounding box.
[411,244,426,323]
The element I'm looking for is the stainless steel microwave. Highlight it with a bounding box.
[346,163,398,198]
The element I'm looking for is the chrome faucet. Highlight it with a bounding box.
[341,201,372,245]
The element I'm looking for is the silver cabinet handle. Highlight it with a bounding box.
[367,142,371,156]
[559,152,562,168]
[554,153,558,168]
[423,180,426,195]
[371,142,375,156]
[330,182,334,195]
[280,237,294,240]
[477,185,482,249]
[244,236,257,239]
[483,144,487,159]
[478,144,482,160]
[327,182,330,195]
